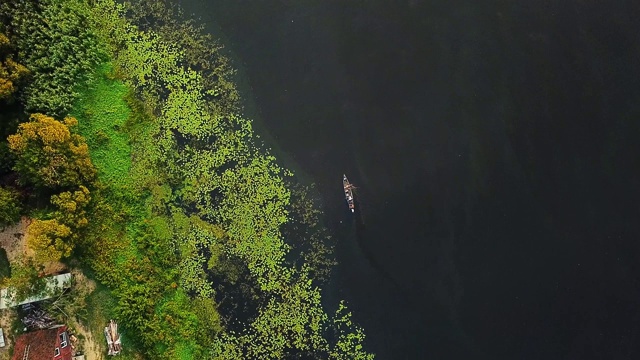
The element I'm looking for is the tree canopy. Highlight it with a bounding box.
[7,113,96,189]
[26,218,72,263]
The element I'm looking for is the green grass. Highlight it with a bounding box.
[70,66,200,356]
[174,341,198,360]
[85,285,114,354]
[72,63,132,188]
[86,286,140,360]
[70,63,154,357]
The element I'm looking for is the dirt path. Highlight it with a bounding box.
[67,270,104,360]
[72,320,104,360]
[0,217,29,262]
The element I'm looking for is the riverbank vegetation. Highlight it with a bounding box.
[0,0,373,358]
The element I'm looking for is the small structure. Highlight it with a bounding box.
[0,273,72,309]
[12,325,72,360]
[21,304,56,330]
[104,320,121,355]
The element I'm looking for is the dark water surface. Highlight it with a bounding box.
[177,1,640,358]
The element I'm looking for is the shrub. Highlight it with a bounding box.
[0,186,21,228]
[0,248,10,280]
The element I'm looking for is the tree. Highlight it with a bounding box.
[0,186,21,228]
[0,32,28,101]
[21,187,90,265]
[26,218,72,263]
[7,113,96,189]
[51,185,91,233]
[6,255,46,302]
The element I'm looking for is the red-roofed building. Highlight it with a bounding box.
[11,325,72,360]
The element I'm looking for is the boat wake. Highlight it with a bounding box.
[350,207,411,304]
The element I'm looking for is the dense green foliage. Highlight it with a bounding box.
[91,0,292,292]
[0,0,102,117]
[72,65,210,358]
[5,255,46,302]
[0,0,374,358]
[0,109,20,176]
[25,185,93,262]
[73,63,132,188]
[26,218,73,263]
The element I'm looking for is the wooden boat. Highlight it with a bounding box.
[343,174,355,213]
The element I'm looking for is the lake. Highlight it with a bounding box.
[177,0,640,358]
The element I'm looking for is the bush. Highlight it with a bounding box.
[0,186,21,228]
[0,248,10,280]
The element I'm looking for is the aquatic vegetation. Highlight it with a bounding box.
[285,183,338,284]
[90,0,291,292]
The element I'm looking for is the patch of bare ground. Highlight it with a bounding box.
[0,217,29,263]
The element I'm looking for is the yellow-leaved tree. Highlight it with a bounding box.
[27,219,73,263]
[26,186,91,264]
[0,32,29,101]
[7,113,96,189]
